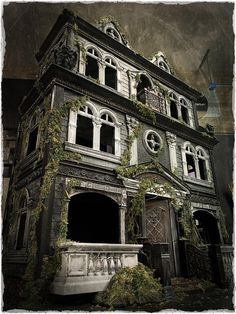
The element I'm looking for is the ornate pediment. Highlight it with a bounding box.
[150,51,174,75]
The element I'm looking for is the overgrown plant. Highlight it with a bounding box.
[22,95,89,303]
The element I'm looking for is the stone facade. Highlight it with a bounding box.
[3,9,230,295]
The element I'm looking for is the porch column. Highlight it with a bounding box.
[166,132,177,172]
[119,206,126,244]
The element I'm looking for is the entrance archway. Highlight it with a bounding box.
[193,210,221,244]
[67,192,120,243]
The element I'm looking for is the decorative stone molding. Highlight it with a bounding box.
[54,46,77,70]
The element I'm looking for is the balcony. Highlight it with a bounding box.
[51,242,142,295]
[137,88,166,114]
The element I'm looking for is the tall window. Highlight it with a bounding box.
[197,149,208,180]
[105,58,117,90]
[185,145,196,178]
[169,92,178,119]
[100,113,115,154]
[180,98,190,124]
[16,196,28,250]
[26,114,38,156]
[85,48,99,80]
[76,106,93,148]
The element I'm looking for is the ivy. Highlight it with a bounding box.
[131,96,157,124]
[22,95,88,303]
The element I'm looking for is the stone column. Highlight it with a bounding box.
[68,110,77,143]
[92,118,102,150]
[194,155,201,179]
[166,132,177,172]
[98,60,105,84]
[126,115,139,165]
[127,70,137,98]
[119,206,126,244]
[114,125,121,157]
[116,66,122,93]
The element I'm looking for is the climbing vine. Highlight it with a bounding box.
[21,95,89,302]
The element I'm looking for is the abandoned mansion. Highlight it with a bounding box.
[3,10,233,296]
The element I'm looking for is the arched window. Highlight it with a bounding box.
[26,113,39,156]
[16,195,28,250]
[85,48,99,80]
[106,28,120,41]
[169,92,178,119]
[158,60,170,73]
[185,144,196,178]
[137,74,152,103]
[180,98,190,124]
[76,105,94,148]
[105,58,117,90]
[100,113,115,154]
[197,148,208,180]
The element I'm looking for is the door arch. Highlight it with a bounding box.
[67,192,120,243]
[193,210,221,244]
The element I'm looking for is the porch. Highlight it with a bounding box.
[51,242,142,295]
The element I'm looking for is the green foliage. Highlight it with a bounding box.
[95,263,163,308]
[132,96,157,124]
[22,96,87,302]
[179,203,202,246]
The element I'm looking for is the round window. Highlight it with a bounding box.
[144,130,162,154]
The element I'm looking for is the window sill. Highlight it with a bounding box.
[65,142,121,164]
[183,175,213,188]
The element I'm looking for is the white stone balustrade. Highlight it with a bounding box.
[51,242,142,295]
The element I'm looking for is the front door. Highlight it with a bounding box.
[145,198,179,276]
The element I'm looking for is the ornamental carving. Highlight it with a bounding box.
[166,131,176,146]
[15,168,42,190]
[190,194,219,205]
[59,165,121,186]
[54,45,77,70]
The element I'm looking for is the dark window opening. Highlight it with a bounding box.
[85,55,99,80]
[16,213,27,250]
[137,75,152,103]
[199,158,207,180]
[105,66,117,89]
[67,193,120,243]
[27,127,38,155]
[170,101,178,119]
[100,124,115,154]
[193,211,221,244]
[186,154,196,177]
[181,106,189,124]
[76,115,93,148]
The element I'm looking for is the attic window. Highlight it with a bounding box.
[106,27,120,41]
[159,60,169,72]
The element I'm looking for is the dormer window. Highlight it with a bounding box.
[85,48,99,80]
[158,60,170,72]
[105,58,117,90]
[106,28,120,41]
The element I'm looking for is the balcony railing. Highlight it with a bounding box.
[51,242,142,295]
[138,89,166,114]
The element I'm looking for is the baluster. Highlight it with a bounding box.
[95,254,102,276]
[102,254,109,275]
[109,254,115,275]
[114,254,122,272]
[88,254,94,276]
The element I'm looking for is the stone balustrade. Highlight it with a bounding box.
[51,242,142,295]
